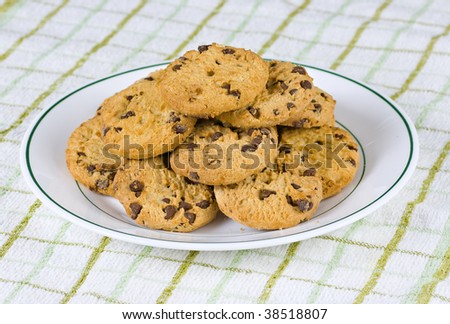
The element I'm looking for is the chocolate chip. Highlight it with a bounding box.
[163,205,177,219]
[292,118,309,128]
[286,195,294,205]
[247,106,260,118]
[287,102,295,110]
[120,111,135,119]
[179,201,192,211]
[97,106,102,111]
[251,135,263,146]
[96,179,109,190]
[196,200,210,209]
[313,103,322,113]
[129,180,144,192]
[189,172,200,180]
[291,183,301,189]
[316,140,323,145]
[135,191,141,198]
[270,62,277,67]
[320,92,327,99]
[198,44,210,53]
[185,177,198,185]
[300,80,312,89]
[87,164,96,173]
[187,143,199,151]
[348,145,358,151]
[103,127,110,137]
[144,76,154,81]
[348,158,356,167]
[260,128,270,135]
[289,89,298,95]
[114,127,123,133]
[296,199,313,212]
[292,66,306,74]
[279,81,288,90]
[108,171,117,181]
[77,152,86,157]
[303,168,316,176]
[172,64,182,71]
[334,133,344,139]
[273,109,280,116]
[241,144,257,152]
[229,89,240,98]
[173,124,187,134]
[247,128,256,136]
[279,145,292,153]
[167,113,181,123]
[222,48,235,54]
[221,83,230,91]
[259,189,276,200]
[184,212,196,224]
[179,56,188,61]
[162,198,170,203]
[210,132,223,141]
[129,203,142,219]
[126,95,133,101]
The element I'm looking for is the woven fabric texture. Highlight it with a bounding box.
[0,0,449,304]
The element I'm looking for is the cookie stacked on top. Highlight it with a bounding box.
[66,43,360,232]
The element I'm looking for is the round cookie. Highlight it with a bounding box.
[99,70,196,159]
[66,117,121,196]
[158,43,269,117]
[281,87,335,128]
[113,158,218,232]
[278,126,360,198]
[216,61,314,128]
[169,120,278,185]
[214,168,322,230]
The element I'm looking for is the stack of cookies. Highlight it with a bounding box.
[66,43,360,232]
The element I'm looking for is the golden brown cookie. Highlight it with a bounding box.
[158,43,269,117]
[169,120,278,185]
[214,167,322,230]
[278,126,360,198]
[113,158,218,232]
[216,61,314,128]
[99,70,196,159]
[66,117,121,196]
[281,87,335,128]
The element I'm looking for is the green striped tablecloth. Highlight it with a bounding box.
[0,0,449,304]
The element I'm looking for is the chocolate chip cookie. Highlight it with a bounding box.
[99,70,196,159]
[66,117,121,195]
[278,126,360,198]
[216,61,314,128]
[113,158,218,232]
[281,86,335,128]
[169,120,278,185]
[158,43,269,117]
[214,167,322,230]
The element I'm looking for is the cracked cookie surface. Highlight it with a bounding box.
[214,167,322,230]
[159,43,268,117]
[99,70,196,159]
[281,86,335,128]
[216,61,314,128]
[113,158,218,232]
[66,117,121,196]
[170,120,278,185]
[278,126,360,198]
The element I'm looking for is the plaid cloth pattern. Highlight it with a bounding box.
[0,0,449,304]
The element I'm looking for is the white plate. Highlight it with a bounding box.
[20,62,419,251]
